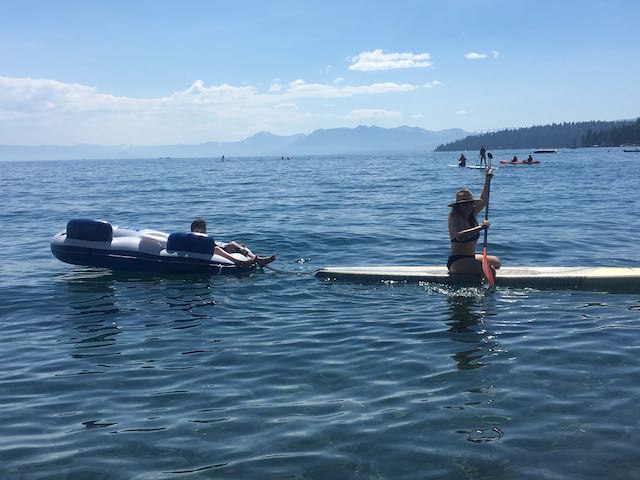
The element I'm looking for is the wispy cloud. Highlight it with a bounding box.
[492,50,500,58]
[345,109,402,120]
[0,76,424,144]
[274,103,297,110]
[349,49,432,71]
[455,110,468,115]
[269,79,283,92]
[287,79,419,98]
[464,52,487,60]
[423,80,443,88]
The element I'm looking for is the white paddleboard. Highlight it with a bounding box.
[315,266,640,291]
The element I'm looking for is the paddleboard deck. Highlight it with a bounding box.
[315,266,640,291]
[447,164,492,169]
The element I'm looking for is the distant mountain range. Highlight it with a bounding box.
[0,125,471,161]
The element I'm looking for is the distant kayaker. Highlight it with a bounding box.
[511,155,518,164]
[190,218,276,267]
[526,155,534,164]
[458,153,467,167]
[447,169,501,275]
[479,146,487,165]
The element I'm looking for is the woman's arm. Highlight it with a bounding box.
[457,221,489,238]
[450,216,489,241]
[474,168,493,214]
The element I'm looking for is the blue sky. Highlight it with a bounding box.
[1,0,638,145]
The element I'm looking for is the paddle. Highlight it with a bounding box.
[482,153,495,286]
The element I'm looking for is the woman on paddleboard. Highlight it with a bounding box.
[447,169,501,275]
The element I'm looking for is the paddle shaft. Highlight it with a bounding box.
[483,160,492,250]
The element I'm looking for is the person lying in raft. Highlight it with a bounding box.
[447,168,501,276]
[190,218,276,268]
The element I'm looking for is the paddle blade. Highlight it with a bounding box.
[482,247,495,286]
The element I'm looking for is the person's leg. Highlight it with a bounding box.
[223,241,275,267]
[224,241,255,259]
[449,256,484,275]
[476,254,501,269]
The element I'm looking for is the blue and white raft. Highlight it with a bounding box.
[51,219,256,275]
[315,265,640,292]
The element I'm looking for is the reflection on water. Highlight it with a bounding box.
[445,288,500,371]
[444,288,506,443]
[55,269,222,366]
[58,269,123,363]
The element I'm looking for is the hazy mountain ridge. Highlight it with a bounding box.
[0,126,471,161]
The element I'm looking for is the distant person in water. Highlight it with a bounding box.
[511,155,518,164]
[526,155,534,164]
[190,218,276,267]
[479,146,487,165]
[458,153,467,167]
[447,168,501,276]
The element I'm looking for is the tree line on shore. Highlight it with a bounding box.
[435,118,640,151]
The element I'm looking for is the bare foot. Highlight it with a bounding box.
[255,254,276,267]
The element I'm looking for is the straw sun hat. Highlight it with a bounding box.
[448,189,479,207]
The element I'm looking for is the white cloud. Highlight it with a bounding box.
[465,52,487,60]
[455,110,468,115]
[423,80,443,88]
[333,77,345,84]
[349,49,432,71]
[0,76,153,113]
[0,76,424,144]
[269,79,282,92]
[274,103,297,110]
[411,113,425,119]
[345,109,402,120]
[492,50,500,58]
[287,79,419,98]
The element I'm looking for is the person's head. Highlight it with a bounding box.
[191,218,207,233]
[449,189,477,216]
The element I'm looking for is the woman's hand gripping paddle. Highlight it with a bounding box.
[482,153,495,286]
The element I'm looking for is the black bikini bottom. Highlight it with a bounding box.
[447,254,475,271]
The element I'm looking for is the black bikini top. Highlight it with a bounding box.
[450,214,479,243]
[451,232,480,243]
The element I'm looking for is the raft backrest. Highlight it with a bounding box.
[166,232,215,255]
[66,219,113,242]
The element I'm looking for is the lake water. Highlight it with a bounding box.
[1,149,639,479]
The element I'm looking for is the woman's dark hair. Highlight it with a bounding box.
[449,205,478,228]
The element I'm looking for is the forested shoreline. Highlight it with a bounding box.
[435,118,640,151]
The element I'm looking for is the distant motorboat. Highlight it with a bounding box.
[533,149,556,153]
[623,148,640,152]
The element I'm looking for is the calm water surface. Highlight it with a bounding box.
[1,150,639,479]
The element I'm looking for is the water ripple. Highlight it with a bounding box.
[1,152,639,478]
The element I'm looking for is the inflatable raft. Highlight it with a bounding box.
[51,219,256,275]
[315,266,640,292]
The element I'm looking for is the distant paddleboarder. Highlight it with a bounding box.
[458,153,467,167]
[479,146,487,166]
